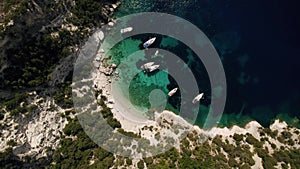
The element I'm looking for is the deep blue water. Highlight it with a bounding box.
[198,0,300,127]
[116,0,300,127]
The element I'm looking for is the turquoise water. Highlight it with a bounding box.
[106,35,212,127]
[106,38,170,108]
[109,0,300,128]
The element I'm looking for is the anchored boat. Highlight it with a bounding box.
[168,88,178,97]
[192,93,204,104]
[141,62,154,69]
[147,65,160,72]
[120,27,133,34]
[143,37,156,48]
[141,62,159,73]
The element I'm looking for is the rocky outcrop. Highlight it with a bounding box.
[0,93,68,159]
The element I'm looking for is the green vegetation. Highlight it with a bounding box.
[246,133,263,148]
[1,0,117,168]
[213,135,255,167]
[117,128,141,138]
[1,93,28,111]
[52,117,115,169]
[233,133,244,142]
[0,148,24,168]
[0,0,110,90]
[0,109,4,120]
[255,147,277,169]
[68,0,103,27]
[263,128,278,138]
[97,95,121,129]
[137,160,144,169]
[3,98,299,169]
[0,92,40,118]
[63,118,83,136]
[277,131,294,145]
[53,82,73,109]
[1,0,28,28]
[6,140,17,147]
[273,149,300,169]
[2,31,73,89]
[2,0,27,13]
[0,93,30,116]
[139,140,214,169]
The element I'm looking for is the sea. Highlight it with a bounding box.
[106,0,300,128]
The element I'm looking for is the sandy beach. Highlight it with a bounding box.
[94,55,154,133]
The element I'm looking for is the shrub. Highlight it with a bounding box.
[246,134,262,148]
[2,93,28,111]
[228,158,238,167]
[9,106,27,116]
[281,131,292,139]
[0,110,5,120]
[137,160,144,169]
[117,128,140,138]
[107,116,121,129]
[7,140,17,147]
[63,119,82,136]
[262,156,277,169]
[240,163,251,169]
[270,143,276,149]
[233,133,244,142]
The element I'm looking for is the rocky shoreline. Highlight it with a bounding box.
[87,20,300,168]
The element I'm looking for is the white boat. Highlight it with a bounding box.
[141,62,154,70]
[154,50,159,56]
[192,93,204,104]
[147,65,160,72]
[141,62,159,72]
[143,37,156,48]
[120,27,133,34]
[168,88,178,97]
